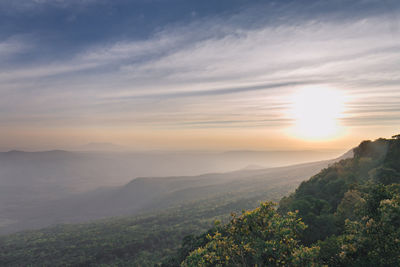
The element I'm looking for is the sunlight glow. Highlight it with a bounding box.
[288,86,346,141]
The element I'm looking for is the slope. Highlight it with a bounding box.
[0,154,351,266]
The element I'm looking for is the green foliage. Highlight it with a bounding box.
[278,136,400,244]
[338,184,400,266]
[353,138,389,160]
[179,135,400,266]
[160,229,218,266]
[0,189,287,266]
[370,166,400,185]
[182,202,319,267]
[335,190,364,222]
[315,235,342,266]
[2,135,400,266]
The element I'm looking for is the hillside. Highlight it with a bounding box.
[0,167,319,266]
[0,156,340,235]
[173,135,400,266]
[278,136,400,244]
[0,153,351,265]
[0,149,343,234]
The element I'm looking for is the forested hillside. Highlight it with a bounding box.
[278,136,400,244]
[1,136,398,266]
[0,159,333,266]
[169,135,400,266]
[0,150,338,235]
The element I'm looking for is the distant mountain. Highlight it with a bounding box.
[0,147,355,266]
[337,147,354,160]
[76,142,125,151]
[0,150,350,234]
[0,149,347,199]
[240,164,265,170]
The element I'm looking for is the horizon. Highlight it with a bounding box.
[0,144,349,154]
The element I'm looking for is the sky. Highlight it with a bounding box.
[0,0,399,151]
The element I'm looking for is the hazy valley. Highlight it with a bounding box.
[0,149,346,234]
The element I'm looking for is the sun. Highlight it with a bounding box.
[287,86,346,141]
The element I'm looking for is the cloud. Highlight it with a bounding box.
[0,1,400,136]
[0,36,31,59]
[1,0,98,9]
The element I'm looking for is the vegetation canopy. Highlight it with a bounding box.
[168,135,400,266]
[1,135,400,266]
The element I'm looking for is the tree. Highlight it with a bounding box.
[392,134,400,139]
[339,184,400,266]
[182,202,319,267]
[335,189,365,221]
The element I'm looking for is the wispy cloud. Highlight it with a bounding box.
[0,0,400,149]
[0,36,31,59]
